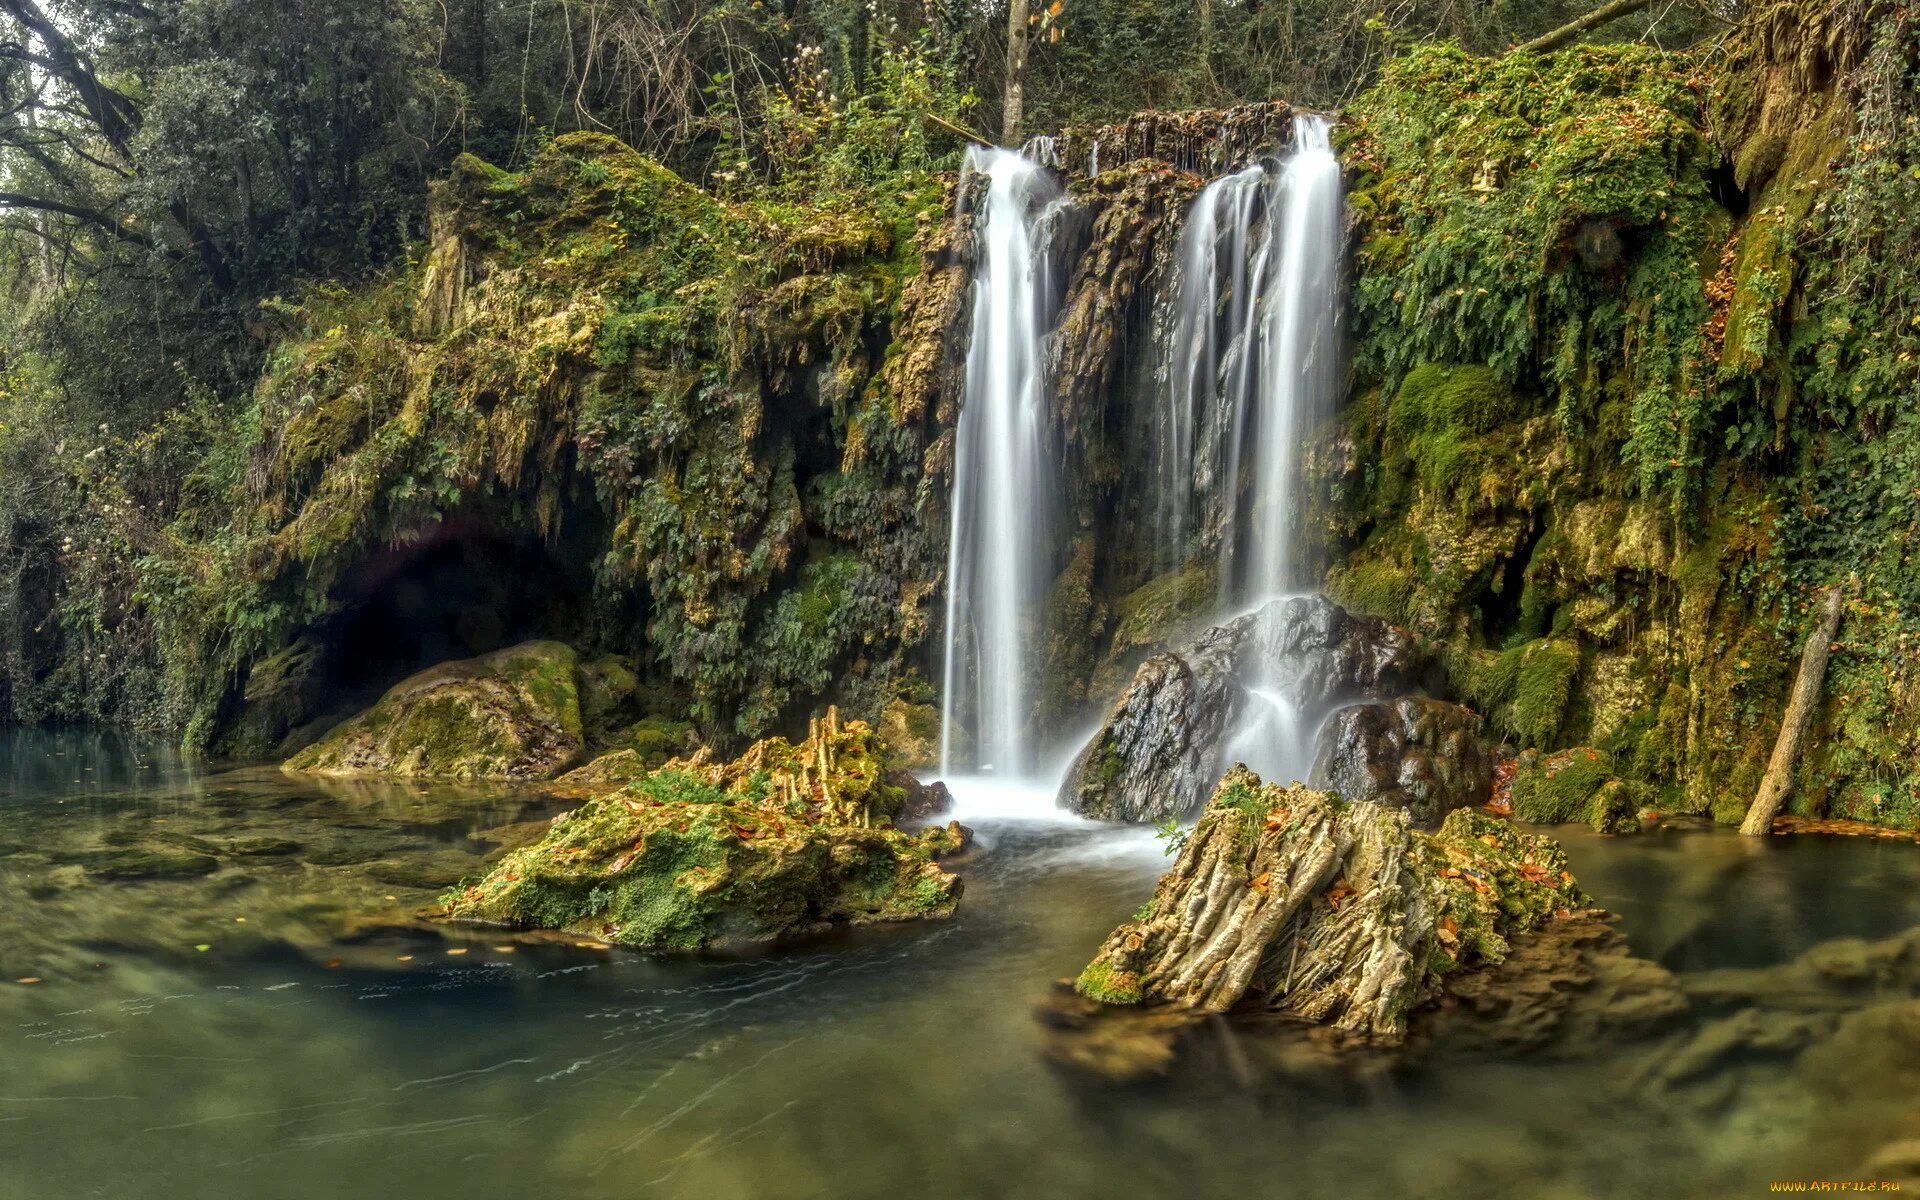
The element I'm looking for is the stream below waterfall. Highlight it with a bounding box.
[5,729,1920,1197]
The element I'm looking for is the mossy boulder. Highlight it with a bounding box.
[284,641,586,781]
[609,715,697,769]
[577,655,642,742]
[443,708,966,950]
[1509,748,1647,834]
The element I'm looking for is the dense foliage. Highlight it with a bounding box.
[1327,0,1920,826]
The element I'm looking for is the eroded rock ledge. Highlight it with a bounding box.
[1074,767,1583,1043]
[442,708,967,950]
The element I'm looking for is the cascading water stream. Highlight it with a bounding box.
[1242,114,1342,601]
[939,147,1065,778]
[1141,114,1346,790]
[1148,114,1343,605]
[1155,165,1265,571]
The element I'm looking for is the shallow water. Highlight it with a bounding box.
[4,731,1920,1198]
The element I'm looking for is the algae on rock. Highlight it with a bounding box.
[443,708,966,949]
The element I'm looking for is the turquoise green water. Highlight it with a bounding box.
[4,729,1919,1198]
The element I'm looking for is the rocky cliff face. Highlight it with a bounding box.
[1315,6,1920,830]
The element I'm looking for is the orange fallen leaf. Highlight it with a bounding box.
[1248,871,1272,893]
[15,977,41,985]
[324,958,344,969]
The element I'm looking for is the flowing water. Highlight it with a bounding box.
[1147,115,1344,605]
[1155,164,1267,572]
[940,147,1067,777]
[1241,114,1342,601]
[6,730,1920,1198]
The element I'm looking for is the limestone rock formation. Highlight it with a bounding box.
[1059,595,1426,822]
[283,641,585,781]
[1074,767,1583,1043]
[443,708,967,950]
[1309,697,1493,824]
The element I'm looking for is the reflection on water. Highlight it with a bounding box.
[4,729,1920,1198]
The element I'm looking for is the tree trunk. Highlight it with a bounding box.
[1515,0,1657,55]
[1003,0,1031,145]
[1740,585,1847,836]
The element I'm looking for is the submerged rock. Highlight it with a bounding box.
[1073,767,1583,1043]
[283,641,585,781]
[1309,697,1493,824]
[68,844,222,881]
[1059,595,1427,822]
[443,708,967,950]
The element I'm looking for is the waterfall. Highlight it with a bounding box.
[1155,165,1266,572]
[1241,114,1342,601]
[939,147,1066,777]
[1151,114,1343,603]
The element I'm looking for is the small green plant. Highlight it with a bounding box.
[1154,817,1190,857]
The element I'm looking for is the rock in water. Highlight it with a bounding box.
[1059,595,1425,822]
[284,641,585,781]
[1074,767,1583,1043]
[443,708,967,949]
[1309,697,1493,824]
[1057,627,1246,823]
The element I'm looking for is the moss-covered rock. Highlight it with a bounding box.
[442,707,965,949]
[1509,748,1647,834]
[284,641,585,781]
[577,655,641,742]
[875,697,940,770]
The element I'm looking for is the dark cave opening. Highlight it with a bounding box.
[1707,156,1751,218]
[1480,518,1549,648]
[310,495,614,719]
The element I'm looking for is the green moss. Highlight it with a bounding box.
[284,640,584,780]
[616,715,697,768]
[1074,959,1144,1006]
[445,714,960,948]
[1108,561,1216,657]
[1508,748,1634,832]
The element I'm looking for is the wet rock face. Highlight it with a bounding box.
[1246,594,1427,713]
[1058,594,1428,822]
[1057,638,1243,823]
[283,641,585,782]
[1310,697,1493,825]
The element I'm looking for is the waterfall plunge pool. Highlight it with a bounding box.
[4,729,1920,1197]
